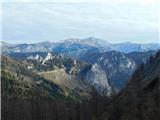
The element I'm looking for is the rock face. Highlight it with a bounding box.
[80,51,136,89]
[83,63,111,96]
[42,52,55,64]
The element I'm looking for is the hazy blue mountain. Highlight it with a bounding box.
[113,42,160,53]
[1,38,159,57]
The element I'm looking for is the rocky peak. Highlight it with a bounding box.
[82,63,111,96]
[42,52,54,65]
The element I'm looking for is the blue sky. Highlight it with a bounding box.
[1,0,159,43]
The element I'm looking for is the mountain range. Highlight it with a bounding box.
[1,37,159,92]
[1,37,159,57]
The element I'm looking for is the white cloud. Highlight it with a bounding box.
[2,1,159,43]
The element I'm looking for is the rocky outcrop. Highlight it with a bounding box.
[81,63,111,96]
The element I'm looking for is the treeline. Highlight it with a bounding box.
[1,90,110,120]
[1,76,160,120]
[2,80,160,120]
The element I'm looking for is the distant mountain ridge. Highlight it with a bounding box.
[1,37,159,57]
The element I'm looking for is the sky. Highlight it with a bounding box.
[1,0,159,43]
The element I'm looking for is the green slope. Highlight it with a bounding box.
[1,55,88,101]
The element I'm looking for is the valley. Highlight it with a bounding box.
[1,38,160,120]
